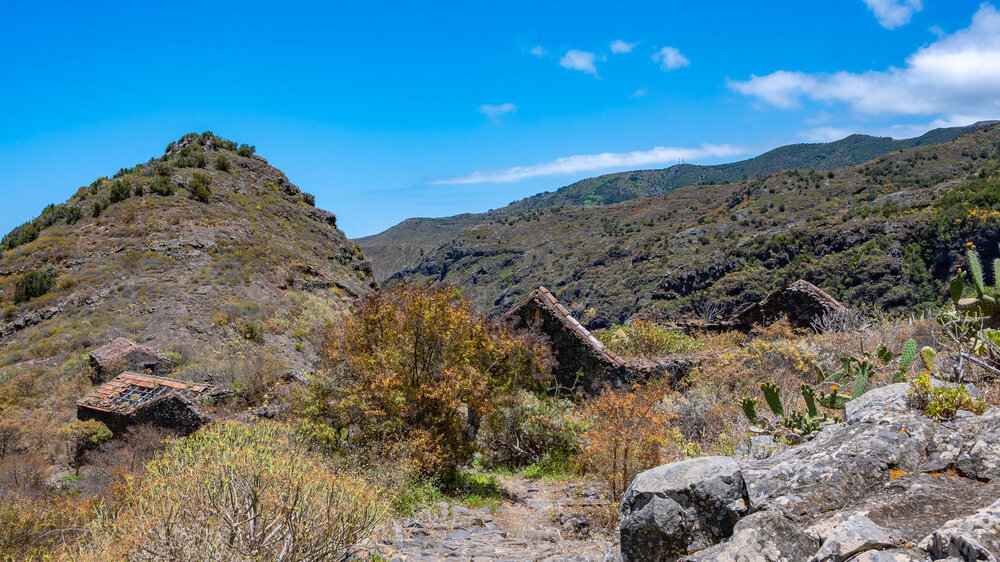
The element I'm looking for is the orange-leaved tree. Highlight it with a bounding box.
[317,281,552,479]
[577,379,671,502]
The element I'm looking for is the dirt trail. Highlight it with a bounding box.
[369,475,617,561]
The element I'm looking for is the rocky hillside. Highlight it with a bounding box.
[358,122,995,280]
[0,131,373,395]
[379,124,1000,327]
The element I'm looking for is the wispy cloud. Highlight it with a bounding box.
[728,3,1000,121]
[560,49,601,76]
[478,102,518,123]
[652,46,690,71]
[630,88,648,98]
[862,0,923,29]
[434,143,746,184]
[610,39,638,54]
[530,45,547,57]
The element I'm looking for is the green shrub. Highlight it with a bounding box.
[77,421,387,560]
[14,269,56,304]
[302,192,316,206]
[91,200,105,218]
[133,184,144,197]
[214,154,230,172]
[150,176,174,196]
[174,147,207,168]
[908,373,986,420]
[187,172,211,203]
[478,390,581,471]
[596,319,702,359]
[108,181,132,204]
[1,222,38,250]
[237,144,256,157]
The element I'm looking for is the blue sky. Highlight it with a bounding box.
[2,0,998,238]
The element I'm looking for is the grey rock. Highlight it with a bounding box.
[919,497,1000,561]
[849,549,931,561]
[845,383,912,423]
[807,514,897,562]
[680,510,817,561]
[447,528,473,540]
[956,428,1000,481]
[620,456,749,561]
[602,546,623,562]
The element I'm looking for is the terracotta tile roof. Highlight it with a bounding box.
[505,286,629,367]
[89,337,169,366]
[77,372,213,415]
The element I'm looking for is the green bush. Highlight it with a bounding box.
[237,144,255,157]
[77,421,387,560]
[596,319,702,359]
[302,192,316,206]
[187,172,211,203]
[214,154,230,172]
[108,181,132,204]
[478,390,581,472]
[150,176,174,196]
[14,269,56,303]
[909,373,986,420]
[174,147,207,168]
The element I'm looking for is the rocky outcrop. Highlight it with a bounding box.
[618,383,1000,562]
[619,456,750,561]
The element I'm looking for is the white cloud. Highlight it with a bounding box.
[530,45,547,57]
[434,143,746,184]
[863,0,923,29]
[800,127,856,142]
[478,103,517,123]
[610,39,638,54]
[728,3,1000,121]
[652,46,690,71]
[630,88,648,98]
[560,49,601,76]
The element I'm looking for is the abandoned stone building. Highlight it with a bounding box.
[76,372,214,434]
[671,279,847,333]
[504,286,636,394]
[88,337,173,382]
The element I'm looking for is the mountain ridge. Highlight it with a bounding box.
[357,122,995,280]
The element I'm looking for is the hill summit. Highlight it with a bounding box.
[0,131,372,400]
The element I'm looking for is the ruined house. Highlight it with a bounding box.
[671,279,847,332]
[504,286,636,393]
[89,338,173,382]
[76,372,213,434]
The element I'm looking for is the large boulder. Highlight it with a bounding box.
[619,380,1000,561]
[620,456,749,561]
[918,497,1000,560]
[680,510,817,562]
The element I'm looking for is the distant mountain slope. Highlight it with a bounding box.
[0,132,373,430]
[386,124,1000,326]
[357,122,995,280]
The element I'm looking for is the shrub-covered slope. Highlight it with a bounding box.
[0,132,374,409]
[357,122,995,280]
[387,124,1000,327]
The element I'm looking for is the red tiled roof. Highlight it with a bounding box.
[505,286,629,368]
[77,372,213,415]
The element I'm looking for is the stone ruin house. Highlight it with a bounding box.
[88,337,173,382]
[504,286,636,394]
[76,372,214,434]
[671,280,847,333]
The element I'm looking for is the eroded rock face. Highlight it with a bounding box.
[680,511,817,562]
[621,382,1000,562]
[919,498,1000,560]
[619,456,749,561]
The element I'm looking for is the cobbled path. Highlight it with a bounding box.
[368,476,617,561]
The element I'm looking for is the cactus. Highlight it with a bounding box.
[875,344,894,364]
[801,384,818,418]
[740,397,758,425]
[819,386,851,409]
[920,346,937,372]
[951,272,966,305]
[895,338,917,383]
[760,381,784,417]
[851,359,872,397]
[969,247,986,297]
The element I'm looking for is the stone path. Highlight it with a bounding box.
[368,475,617,561]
